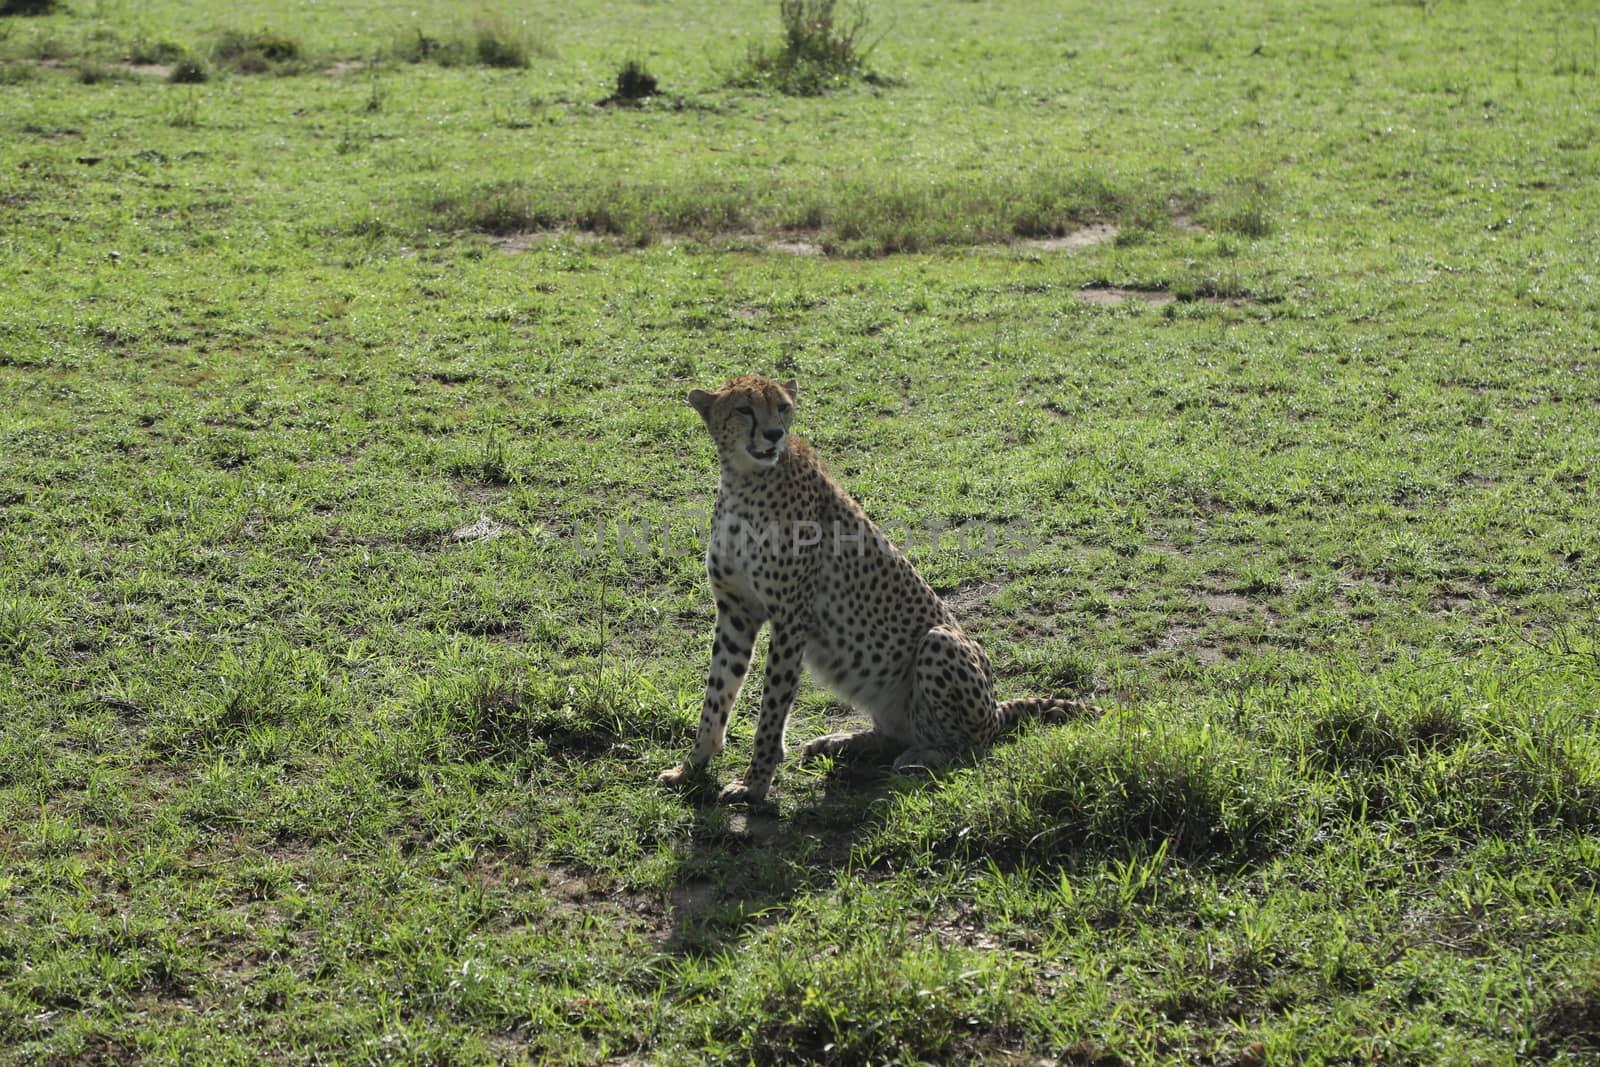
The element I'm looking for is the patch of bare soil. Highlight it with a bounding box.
[1079,286,1176,307]
[769,236,824,255]
[328,60,366,75]
[944,580,1006,619]
[537,866,671,935]
[126,62,174,78]
[494,229,608,253]
[1156,624,1227,665]
[1021,221,1118,251]
[1428,580,1491,615]
[1202,591,1252,614]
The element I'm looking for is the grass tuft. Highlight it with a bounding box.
[872,717,1302,866]
[1208,175,1274,237]
[472,15,533,68]
[0,597,48,660]
[719,933,1029,1064]
[1308,689,1465,769]
[167,57,206,83]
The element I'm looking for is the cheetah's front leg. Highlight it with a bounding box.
[717,618,804,806]
[659,600,758,788]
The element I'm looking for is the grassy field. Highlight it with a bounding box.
[3,0,1599,1063]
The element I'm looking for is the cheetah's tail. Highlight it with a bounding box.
[995,696,1101,734]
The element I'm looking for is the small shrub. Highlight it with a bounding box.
[731,0,881,96]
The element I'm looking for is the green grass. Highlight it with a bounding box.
[2,0,1599,1063]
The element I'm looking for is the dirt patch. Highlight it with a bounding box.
[670,879,719,915]
[1156,625,1226,665]
[769,236,824,256]
[494,229,606,253]
[1202,591,1252,614]
[1428,580,1490,615]
[730,306,764,322]
[1079,286,1175,307]
[944,580,1005,619]
[126,62,174,79]
[328,60,367,75]
[1021,222,1117,251]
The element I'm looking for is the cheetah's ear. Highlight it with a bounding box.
[687,389,716,420]
[781,379,798,400]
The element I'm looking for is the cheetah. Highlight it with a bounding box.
[658,374,1097,806]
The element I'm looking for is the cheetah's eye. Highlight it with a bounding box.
[736,404,754,417]
[778,403,791,414]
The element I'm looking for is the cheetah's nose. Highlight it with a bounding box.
[762,428,784,443]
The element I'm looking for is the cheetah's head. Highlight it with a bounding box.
[687,375,798,474]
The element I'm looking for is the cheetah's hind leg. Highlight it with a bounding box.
[798,728,899,765]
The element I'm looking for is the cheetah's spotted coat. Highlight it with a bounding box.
[659,375,1095,805]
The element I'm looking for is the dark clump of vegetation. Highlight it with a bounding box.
[168,58,207,83]
[393,17,544,69]
[214,28,303,74]
[600,58,659,105]
[473,18,531,68]
[405,668,687,765]
[75,61,125,85]
[1307,690,1466,770]
[1533,969,1600,1059]
[731,0,883,96]
[125,37,188,65]
[1,0,59,15]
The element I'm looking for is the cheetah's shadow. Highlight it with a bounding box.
[661,755,934,955]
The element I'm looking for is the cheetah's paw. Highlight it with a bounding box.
[716,778,773,808]
[658,763,705,789]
